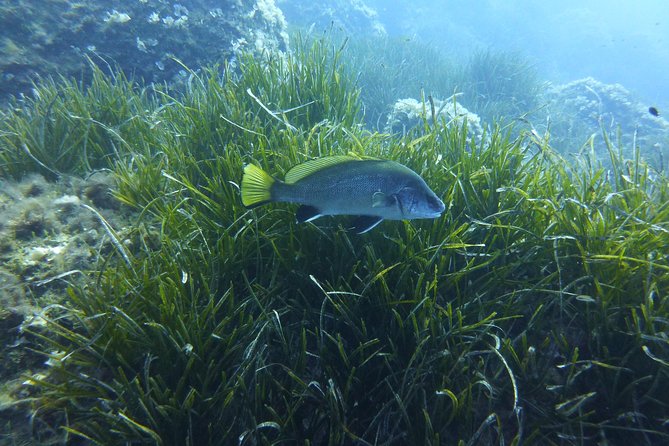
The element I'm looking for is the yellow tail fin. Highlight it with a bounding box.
[241,163,275,208]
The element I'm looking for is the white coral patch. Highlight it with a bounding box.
[104,10,132,24]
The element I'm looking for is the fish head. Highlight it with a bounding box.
[395,184,445,219]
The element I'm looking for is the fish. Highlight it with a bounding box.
[240,155,445,233]
[649,106,660,117]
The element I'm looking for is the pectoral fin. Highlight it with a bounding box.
[351,215,383,234]
[296,205,323,223]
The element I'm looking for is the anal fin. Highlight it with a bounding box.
[296,205,323,223]
[351,215,383,234]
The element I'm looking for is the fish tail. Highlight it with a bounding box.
[241,163,276,208]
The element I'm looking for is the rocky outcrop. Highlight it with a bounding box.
[0,0,289,100]
[547,77,668,166]
[277,0,385,35]
[385,96,485,144]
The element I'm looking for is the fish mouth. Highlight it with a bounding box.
[419,209,444,219]
[429,196,446,216]
[431,203,446,217]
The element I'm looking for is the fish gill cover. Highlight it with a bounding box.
[0,2,668,446]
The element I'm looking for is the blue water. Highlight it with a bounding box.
[366,0,669,108]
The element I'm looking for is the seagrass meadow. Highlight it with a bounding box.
[1,34,668,445]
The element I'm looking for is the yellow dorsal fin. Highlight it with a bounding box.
[284,155,364,184]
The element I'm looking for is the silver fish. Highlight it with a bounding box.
[241,155,445,233]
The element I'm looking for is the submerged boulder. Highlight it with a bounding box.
[0,0,289,100]
[549,77,667,134]
[385,96,485,144]
[278,0,385,35]
[547,77,668,166]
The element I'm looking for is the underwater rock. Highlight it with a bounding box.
[385,96,485,143]
[82,173,118,210]
[549,77,668,134]
[12,201,47,240]
[0,174,131,301]
[546,77,669,167]
[0,0,289,100]
[0,269,25,311]
[278,0,385,35]
[52,195,81,216]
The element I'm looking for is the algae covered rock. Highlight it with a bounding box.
[386,96,485,143]
[0,173,131,303]
[550,77,668,134]
[547,77,669,165]
[0,0,289,100]
[278,0,385,35]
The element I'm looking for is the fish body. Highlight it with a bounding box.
[649,106,660,117]
[241,155,445,233]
